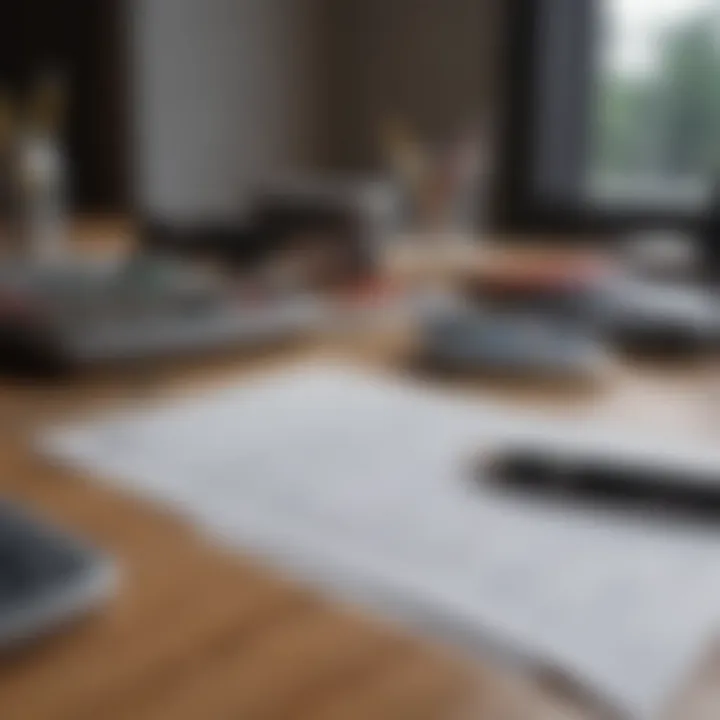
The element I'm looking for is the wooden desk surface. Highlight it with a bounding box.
[0,227,717,720]
[0,344,572,720]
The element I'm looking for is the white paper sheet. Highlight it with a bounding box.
[40,363,720,719]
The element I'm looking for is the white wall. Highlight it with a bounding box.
[132,0,320,221]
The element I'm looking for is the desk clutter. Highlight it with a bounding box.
[419,307,610,379]
[412,241,720,380]
[0,228,717,385]
[0,255,331,373]
[0,174,405,374]
[0,240,717,380]
[603,277,720,355]
[415,250,611,379]
[0,78,716,383]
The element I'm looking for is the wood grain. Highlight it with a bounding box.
[0,225,714,720]
[0,349,573,720]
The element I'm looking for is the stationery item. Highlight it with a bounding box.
[419,309,609,379]
[600,278,720,354]
[0,259,327,369]
[621,231,698,280]
[40,363,720,719]
[485,439,720,522]
[381,117,488,234]
[17,73,69,265]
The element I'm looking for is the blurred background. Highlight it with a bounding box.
[3,0,501,222]
[4,4,720,720]
[7,0,720,234]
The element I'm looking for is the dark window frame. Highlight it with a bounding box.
[495,0,705,236]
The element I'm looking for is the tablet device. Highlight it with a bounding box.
[0,501,117,648]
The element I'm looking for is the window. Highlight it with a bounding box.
[500,0,720,230]
[591,0,720,208]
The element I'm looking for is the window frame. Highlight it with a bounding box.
[495,0,706,235]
